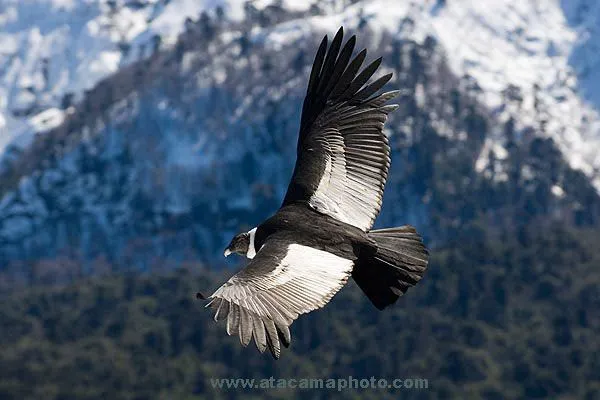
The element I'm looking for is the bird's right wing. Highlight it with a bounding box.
[281,27,399,231]
[205,234,354,359]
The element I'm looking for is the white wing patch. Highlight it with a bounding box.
[308,126,389,231]
[207,242,354,358]
[211,244,353,310]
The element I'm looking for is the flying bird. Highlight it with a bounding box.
[201,27,429,359]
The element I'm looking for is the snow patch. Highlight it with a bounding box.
[0,0,267,156]
[552,184,565,198]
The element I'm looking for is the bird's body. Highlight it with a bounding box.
[254,203,371,260]
[202,27,430,359]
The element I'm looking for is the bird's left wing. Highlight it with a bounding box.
[205,234,354,359]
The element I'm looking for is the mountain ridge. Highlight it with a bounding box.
[0,0,599,270]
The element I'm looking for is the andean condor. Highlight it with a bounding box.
[200,27,429,359]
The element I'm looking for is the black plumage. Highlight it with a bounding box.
[203,27,429,359]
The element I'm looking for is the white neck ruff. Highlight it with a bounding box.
[246,227,257,259]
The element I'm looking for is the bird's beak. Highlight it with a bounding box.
[224,249,232,257]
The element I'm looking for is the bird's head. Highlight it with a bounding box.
[224,227,257,259]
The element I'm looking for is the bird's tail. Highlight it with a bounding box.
[352,226,429,310]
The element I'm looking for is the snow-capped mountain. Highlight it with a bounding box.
[2,0,599,186]
[0,0,599,270]
[0,0,254,154]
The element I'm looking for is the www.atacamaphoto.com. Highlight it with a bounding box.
[210,376,429,391]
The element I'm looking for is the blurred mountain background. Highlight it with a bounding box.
[1,0,600,398]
